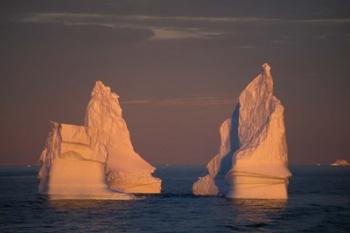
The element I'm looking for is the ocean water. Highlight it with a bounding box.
[0,165,349,233]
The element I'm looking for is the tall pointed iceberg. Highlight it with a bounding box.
[85,81,161,194]
[38,81,161,199]
[193,63,291,199]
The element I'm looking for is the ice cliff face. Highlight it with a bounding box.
[38,122,133,200]
[38,81,161,199]
[86,81,161,193]
[193,63,291,199]
[85,81,155,173]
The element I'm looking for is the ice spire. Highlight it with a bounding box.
[85,81,133,164]
[193,63,291,199]
[85,81,161,193]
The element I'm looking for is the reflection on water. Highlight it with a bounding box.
[48,199,132,210]
[230,199,287,228]
[1,166,349,233]
[47,195,148,210]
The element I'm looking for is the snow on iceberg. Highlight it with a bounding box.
[38,81,161,199]
[193,63,291,199]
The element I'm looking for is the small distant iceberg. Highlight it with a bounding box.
[38,81,161,200]
[193,63,291,199]
[330,160,350,167]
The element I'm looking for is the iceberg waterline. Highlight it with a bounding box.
[38,81,161,200]
[193,63,291,199]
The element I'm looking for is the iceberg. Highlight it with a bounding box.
[330,160,350,167]
[38,81,161,199]
[193,63,291,199]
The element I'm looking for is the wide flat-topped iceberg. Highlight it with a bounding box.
[38,81,161,199]
[38,123,132,200]
[193,63,291,199]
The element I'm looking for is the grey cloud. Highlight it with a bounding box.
[15,13,227,40]
[120,15,350,24]
[148,27,225,40]
[17,13,350,24]
[16,13,115,28]
[14,13,350,41]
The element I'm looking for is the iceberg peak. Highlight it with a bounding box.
[91,80,120,99]
[193,63,291,199]
[262,62,271,77]
[85,80,161,193]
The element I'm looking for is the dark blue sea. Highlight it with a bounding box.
[0,165,349,233]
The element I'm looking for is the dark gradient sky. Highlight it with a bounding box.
[1,0,350,166]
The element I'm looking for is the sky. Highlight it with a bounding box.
[1,0,350,166]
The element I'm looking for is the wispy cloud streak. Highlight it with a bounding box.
[15,13,228,40]
[14,13,350,40]
[17,13,350,25]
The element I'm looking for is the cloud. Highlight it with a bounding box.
[16,13,350,25]
[121,97,235,106]
[298,18,350,24]
[15,13,227,40]
[149,27,225,40]
[16,13,115,28]
[119,15,280,23]
[15,13,273,24]
[119,15,350,24]
[14,13,350,41]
